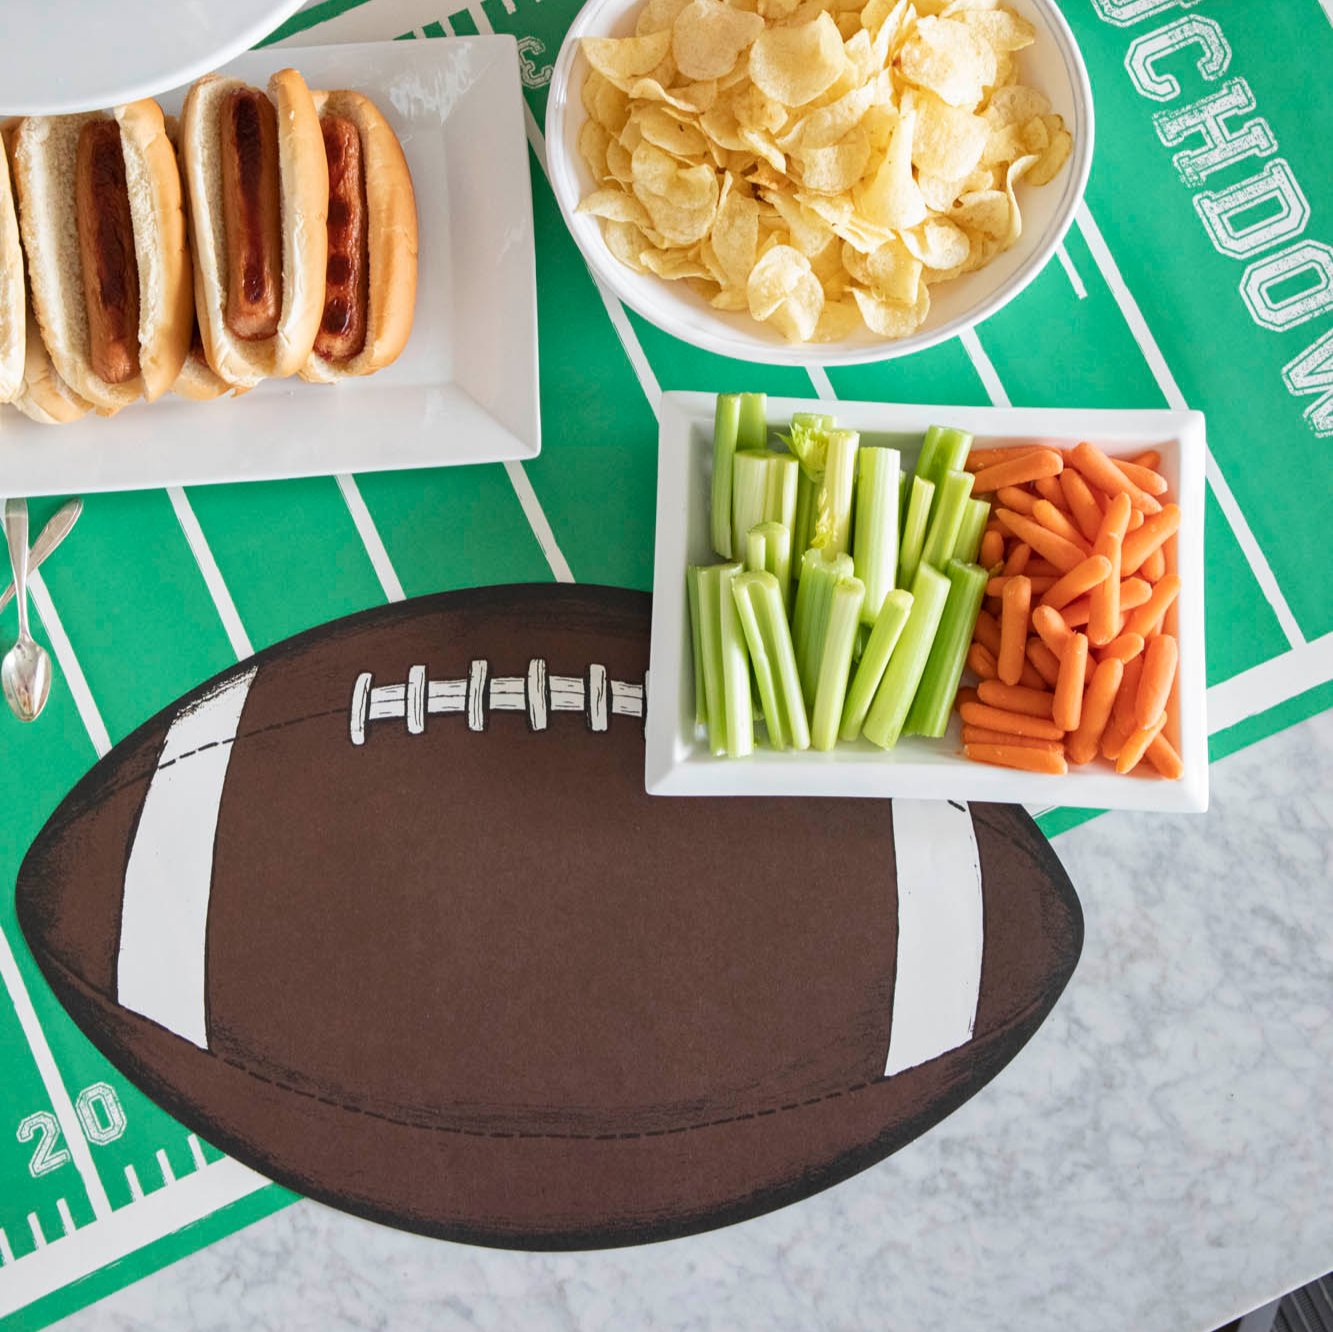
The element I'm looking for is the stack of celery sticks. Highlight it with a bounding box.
[687,393,990,757]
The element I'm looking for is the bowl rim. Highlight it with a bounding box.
[544,0,1096,367]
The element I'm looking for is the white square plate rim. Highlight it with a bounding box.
[0,37,540,497]
[646,391,1209,814]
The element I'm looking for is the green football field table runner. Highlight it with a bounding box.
[1,0,1330,1324]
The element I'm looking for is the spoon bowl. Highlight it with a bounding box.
[1,634,51,722]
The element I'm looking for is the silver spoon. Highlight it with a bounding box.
[2,498,52,723]
[0,498,82,613]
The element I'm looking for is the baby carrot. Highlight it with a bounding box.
[996,485,1038,515]
[1113,458,1168,495]
[989,574,1057,596]
[1034,475,1067,509]
[977,680,1055,718]
[1126,574,1181,639]
[1101,656,1144,761]
[1003,542,1032,576]
[1127,508,1145,530]
[959,701,1065,741]
[1033,499,1091,552]
[1129,449,1161,470]
[1116,713,1168,775]
[1053,632,1088,731]
[1059,469,1104,544]
[979,528,1005,569]
[973,608,1003,656]
[1099,631,1145,663]
[1039,554,1111,611]
[1141,546,1166,582]
[965,447,1042,472]
[998,575,1032,686]
[956,687,980,710]
[1019,658,1048,691]
[1026,558,1060,577]
[967,642,998,680]
[1135,633,1178,728]
[1089,492,1131,647]
[1061,576,1150,629]
[1121,504,1181,576]
[1026,638,1061,687]
[961,725,1065,754]
[995,510,1085,573]
[1032,602,1072,653]
[965,743,1068,775]
[1066,657,1123,765]
[1069,441,1162,514]
[1146,732,1184,780]
[971,449,1063,493]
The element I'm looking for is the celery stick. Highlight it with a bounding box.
[710,395,741,558]
[920,468,975,572]
[811,577,865,750]
[765,453,799,535]
[731,451,771,559]
[733,571,809,751]
[839,589,913,741]
[737,393,768,451]
[862,563,951,750]
[686,566,707,727]
[809,429,860,558]
[915,425,973,489]
[691,564,731,756]
[701,562,753,757]
[904,559,989,739]
[952,497,991,564]
[792,470,817,573]
[853,446,901,626]
[897,475,935,588]
[746,521,792,608]
[731,576,785,749]
[791,549,854,706]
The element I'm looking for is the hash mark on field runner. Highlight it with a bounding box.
[156,1150,177,1187]
[806,366,836,400]
[167,488,254,660]
[959,329,1011,407]
[26,1216,45,1250]
[1074,204,1305,648]
[56,1199,74,1237]
[335,475,406,601]
[124,1165,144,1202]
[187,1134,208,1171]
[1055,244,1087,300]
[0,1229,11,1266]
[26,569,111,758]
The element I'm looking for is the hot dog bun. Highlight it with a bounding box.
[14,300,92,425]
[0,127,23,403]
[12,101,193,411]
[301,90,418,383]
[182,69,327,388]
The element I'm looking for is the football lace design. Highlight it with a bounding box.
[349,660,649,745]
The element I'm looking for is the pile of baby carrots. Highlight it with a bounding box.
[957,440,1183,779]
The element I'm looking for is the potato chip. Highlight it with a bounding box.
[765,191,837,257]
[1021,115,1050,155]
[733,83,789,133]
[672,0,766,79]
[749,13,848,106]
[953,7,1034,52]
[636,0,691,35]
[951,187,1009,238]
[740,127,787,174]
[578,188,654,227]
[605,137,634,183]
[710,284,750,310]
[1002,152,1037,246]
[985,84,1051,127]
[700,101,748,151]
[639,247,713,278]
[579,119,612,180]
[711,188,761,283]
[747,243,811,317]
[813,295,862,341]
[850,280,930,336]
[759,0,803,17]
[1025,123,1072,187]
[855,106,927,230]
[634,104,710,158]
[581,31,673,86]
[917,171,968,212]
[897,17,993,109]
[907,88,987,179]
[602,220,651,271]
[861,236,922,302]
[770,272,824,339]
[796,125,871,193]
[901,216,969,270]
[777,82,874,150]
[626,76,719,112]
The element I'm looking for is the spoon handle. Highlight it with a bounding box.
[4,498,31,644]
[0,498,82,615]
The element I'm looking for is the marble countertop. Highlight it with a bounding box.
[59,713,1333,1332]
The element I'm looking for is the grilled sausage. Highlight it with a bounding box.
[219,88,282,341]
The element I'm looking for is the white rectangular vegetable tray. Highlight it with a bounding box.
[0,38,540,493]
[646,392,1209,813]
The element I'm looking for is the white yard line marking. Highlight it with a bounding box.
[1074,203,1305,648]
[1320,0,1333,27]
[1207,631,1333,734]
[0,1157,270,1318]
[0,929,112,1221]
[805,365,837,401]
[155,1150,177,1187]
[123,1165,144,1203]
[187,1135,208,1172]
[504,462,575,582]
[26,570,111,759]
[25,1217,44,1251]
[335,475,405,602]
[1056,243,1088,300]
[958,328,1011,407]
[167,488,254,660]
[56,1200,74,1237]
[0,1230,12,1266]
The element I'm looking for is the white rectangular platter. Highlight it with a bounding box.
[0,37,540,494]
[647,392,1209,813]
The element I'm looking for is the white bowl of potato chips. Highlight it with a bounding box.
[546,0,1092,364]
